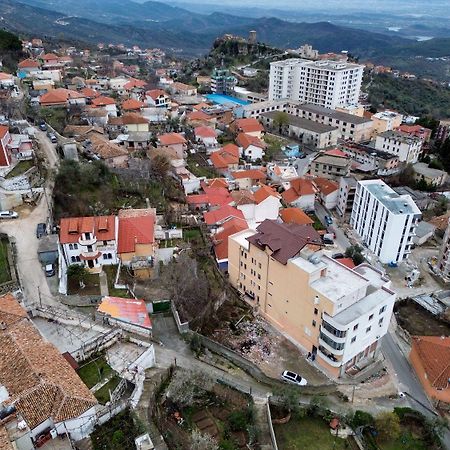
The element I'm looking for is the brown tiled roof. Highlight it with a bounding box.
[231,169,266,181]
[412,336,450,389]
[234,118,264,134]
[0,294,97,430]
[89,133,129,160]
[247,220,322,265]
[236,132,266,150]
[0,426,13,449]
[429,213,450,232]
[231,189,256,206]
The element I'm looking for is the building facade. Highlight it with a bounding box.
[375,131,422,164]
[269,59,364,109]
[350,180,421,264]
[228,221,396,378]
[437,218,450,282]
[211,68,237,95]
[336,176,357,217]
[59,216,118,272]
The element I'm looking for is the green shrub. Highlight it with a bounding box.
[350,410,374,428]
[228,410,249,431]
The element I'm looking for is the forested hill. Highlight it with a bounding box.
[0,29,23,71]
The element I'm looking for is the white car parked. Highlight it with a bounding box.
[281,370,308,386]
[0,210,18,219]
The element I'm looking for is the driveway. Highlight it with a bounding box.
[315,202,350,253]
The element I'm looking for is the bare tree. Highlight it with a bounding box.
[190,430,219,450]
[167,369,214,407]
[160,254,213,326]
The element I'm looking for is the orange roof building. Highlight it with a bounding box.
[0,293,97,434]
[253,185,280,204]
[91,96,116,107]
[213,217,248,263]
[158,132,187,147]
[203,205,244,226]
[210,144,239,170]
[410,336,450,404]
[40,88,85,107]
[233,118,264,136]
[98,296,152,330]
[280,208,314,226]
[122,98,145,111]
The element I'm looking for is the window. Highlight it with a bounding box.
[314,308,318,315]
[312,320,316,328]
[71,256,76,262]
[369,314,374,321]
[378,317,384,325]
[69,244,73,250]
[366,326,371,333]
[351,336,356,343]
[353,324,359,331]
[379,305,386,314]
[74,244,78,249]
[258,262,262,269]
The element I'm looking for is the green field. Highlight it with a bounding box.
[77,356,113,389]
[0,238,11,284]
[275,416,350,450]
[94,375,121,404]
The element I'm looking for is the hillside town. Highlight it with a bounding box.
[0,30,449,450]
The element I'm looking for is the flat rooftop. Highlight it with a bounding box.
[311,256,368,303]
[297,104,372,125]
[262,111,337,134]
[331,285,393,326]
[360,180,421,215]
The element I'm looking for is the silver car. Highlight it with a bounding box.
[0,210,18,219]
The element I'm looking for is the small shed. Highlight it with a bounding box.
[413,221,436,246]
[37,234,59,265]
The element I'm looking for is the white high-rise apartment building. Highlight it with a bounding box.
[350,180,421,264]
[269,58,364,109]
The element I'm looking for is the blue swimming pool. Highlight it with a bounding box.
[206,94,250,106]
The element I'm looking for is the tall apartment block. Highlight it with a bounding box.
[350,180,421,264]
[437,218,450,282]
[269,58,364,109]
[228,220,396,378]
[211,68,237,95]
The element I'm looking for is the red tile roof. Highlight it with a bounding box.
[213,218,248,261]
[253,184,280,204]
[158,132,186,146]
[117,214,155,254]
[146,89,166,100]
[201,178,229,190]
[411,336,450,389]
[123,78,147,90]
[91,96,116,107]
[59,216,116,244]
[187,110,210,121]
[195,126,217,138]
[313,177,339,196]
[80,87,100,98]
[98,296,151,328]
[210,144,239,169]
[203,205,244,226]
[231,169,266,181]
[281,178,316,204]
[0,294,97,430]
[280,208,314,226]
[324,148,347,158]
[18,58,40,69]
[236,132,266,150]
[40,88,84,105]
[121,113,148,124]
[337,258,356,269]
[122,98,145,111]
[0,72,13,80]
[234,118,264,134]
[0,125,9,139]
[187,189,233,207]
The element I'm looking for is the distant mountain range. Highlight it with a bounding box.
[2,0,450,60]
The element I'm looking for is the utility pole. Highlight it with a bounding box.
[37,285,42,308]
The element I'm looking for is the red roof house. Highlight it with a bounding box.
[203,205,244,226]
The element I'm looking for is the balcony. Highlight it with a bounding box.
[320,325,346,343]
[319,336,345,356]
[317,347,342,367]
[78,236,97,246]
[80,250,102,260]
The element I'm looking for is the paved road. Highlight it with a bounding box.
[382,332,450,449]
[0,128,59,307]
[315,202,350,253]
